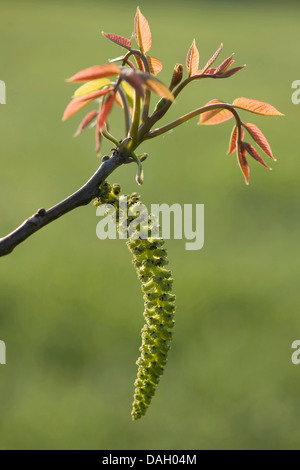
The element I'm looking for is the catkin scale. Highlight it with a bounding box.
[95,182,176,420]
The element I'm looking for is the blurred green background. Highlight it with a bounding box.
[0,0,300,450]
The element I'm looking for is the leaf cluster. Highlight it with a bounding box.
[63,7,283,184]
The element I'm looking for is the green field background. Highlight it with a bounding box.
[0,0,300,450]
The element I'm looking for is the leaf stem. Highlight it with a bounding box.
[102,128,120,147]
[134,51,151,123]
[129,89,141,147]
[121,51,137,70]
[137,76,195,141]
[143,103,242,140]
[117,86,131,135]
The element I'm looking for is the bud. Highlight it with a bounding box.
[112,183,121,195]
[170,63,183,90]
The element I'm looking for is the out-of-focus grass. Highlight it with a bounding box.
[0,0,300,450]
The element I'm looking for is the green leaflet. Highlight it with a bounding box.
[95,182,176,420]
[73,78,111,98]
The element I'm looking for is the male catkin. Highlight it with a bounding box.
[95,182,176,420]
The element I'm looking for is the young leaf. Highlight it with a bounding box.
[232,97,283,116]
[186,39,199,76]
[204,68,217,75]
[214,53,234,75]
[199,100,233,125]
[97,93,115,131]
[228,125,238,155]
[219,66,245,78]
[67,64,121,82]
[74,78,111,98]
[201,43,223,75]
[74,110,98,137]
[135,54,145,72]
[102,32,132,50]
[135,55,162,75]
[242,142,271,170]
[63,86,113,121]
[243,123,275,160]
[147,56,163,75]
[63,98,93,121]
[227,125,244,155]
[219,60,234,74]
[95,126,102,156]
[75,87,113,102]
[134,7,152,54]
[237,143,250,185]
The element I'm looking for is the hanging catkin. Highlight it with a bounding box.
[95,182,175,420]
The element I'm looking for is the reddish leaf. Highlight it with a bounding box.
[201,43,223,75]
[102,32,132,50]
[228,125,238,155]
[214,54,234,75]
[75,87,113,102]
[134,7,152,54]
[67,64,121,82]
[243,123,275,160]
[203,67,217,75]
[232,97,283,116]
[237,143,250,185]
[97,96,114,131]
[135,54,145,72]
[219,66,245,78]
[147,56,163,75]
[95,126,102,156]
[186,39,200,76]
[199,99,233,125]
[219,59,234,74]
[227,125,245,155]
[97,93,115,131]
[63,97,93,121]
[63,87,113,121]
[243,142,271,170]
[136,54,163,76]
[74,110,98,137]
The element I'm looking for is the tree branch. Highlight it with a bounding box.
[0,151,127,258]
